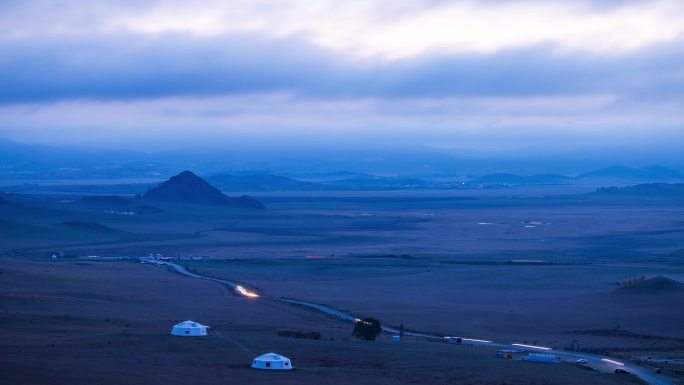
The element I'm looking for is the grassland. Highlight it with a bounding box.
[1,186,683,383]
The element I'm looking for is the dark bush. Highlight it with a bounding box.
[352,318,382,340]
[277,328,321,340]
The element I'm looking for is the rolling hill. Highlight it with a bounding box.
[579,165,683,181]
[206,173,325,191]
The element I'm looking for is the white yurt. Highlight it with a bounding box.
[170,320,209,336]
[251,353,293,370]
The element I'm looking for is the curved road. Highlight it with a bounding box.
[159,261,672,385]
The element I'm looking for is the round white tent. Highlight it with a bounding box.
[251,353,293,370]
[170,320,209,336]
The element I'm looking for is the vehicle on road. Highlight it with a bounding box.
[444,336,462,344]
[614,368,631,374]
[576,359,588,365]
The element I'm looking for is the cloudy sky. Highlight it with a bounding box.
[1,0,683,158]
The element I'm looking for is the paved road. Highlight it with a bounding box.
[162,262,239,288]
[159,261,673,385]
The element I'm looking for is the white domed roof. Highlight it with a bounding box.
[254,353,288,361]
[173,320,208,328]
[251,352,293,370]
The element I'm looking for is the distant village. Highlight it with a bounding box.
[49,251,215,263]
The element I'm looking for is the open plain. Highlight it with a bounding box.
[2,186,684,384]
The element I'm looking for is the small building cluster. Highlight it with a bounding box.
[176,255,215,261]
[141,254,215,263]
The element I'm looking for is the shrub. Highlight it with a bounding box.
[352,318,382,341]
[277,328,321,340]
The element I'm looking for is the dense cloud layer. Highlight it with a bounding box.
[1,33,684,102]
[0,0,682,158]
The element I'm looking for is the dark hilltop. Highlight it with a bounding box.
[141,170,265,209]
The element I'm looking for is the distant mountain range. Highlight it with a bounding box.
[0,138,171,179]
[207,173,325,191]
[207,173,427,191]
[0,138,463,178]
[473,166,683,186]
[207,167,684,191]
[284,171,379,182]
[1,138,683,190]
[207,167,683,190]
[473,173,574,185]
[142,171,265,209]
[578,165,683,181]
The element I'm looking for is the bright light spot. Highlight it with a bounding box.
[463,338,492,343]
[235,285,259,298]
[512,343,552,350]
[443,336,491,343]
[602,358,625,366]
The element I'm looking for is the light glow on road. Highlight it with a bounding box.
[462,338,492,343]
[512,343,552,350]
[601,358,625,366]
[235,285,259,298]
[443,336,492,343]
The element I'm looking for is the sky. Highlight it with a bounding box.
[1,0,683,162]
